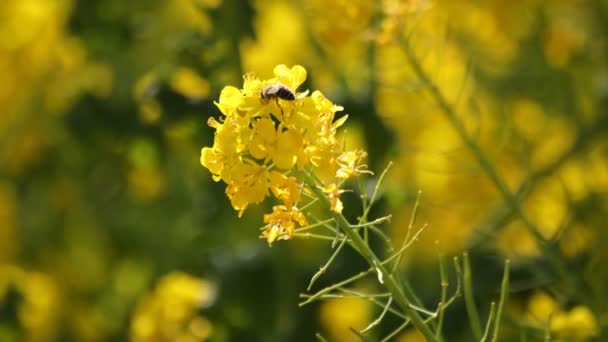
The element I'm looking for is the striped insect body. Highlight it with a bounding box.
[261,84,296,102]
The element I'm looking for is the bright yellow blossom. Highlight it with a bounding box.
[224,160,269,217]
[262,205,308,245]
[337,150,372,179]
[200,64,370,244]
[268,171,301,209]
[322,183,346,214]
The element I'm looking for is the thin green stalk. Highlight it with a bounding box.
[544,320,551,342]
[293,233,346,241]
[491,259,510,342]
[301,292,390,299]
[480,302,496,342]
[293,218,335,233]
[304,288,409,320]
[302,171,439,342]
[360,161,394,224]
[361,297,393,333]
[299,268,374,306]
[359,162,392,246]
[463,252,482,340]
[341,291,408,321]
[300,247,421,307]
[351,215,392,228]
[352,216,394,247]
[392,190,422,273]
[315,333,328,342]
[435,244,448,340]
[382,320,411,342]
[386,223,428,266]
[436,256,463,316]
[307,236,348,290]
[349,327,374,341]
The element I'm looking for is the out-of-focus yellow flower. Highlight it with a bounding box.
[559,224,595,258]
[525,291,558,322]
[511,99,547,142]
[524,291,597,341]
[169,0,217,34]
[170,67,211,100]
[319,294,371,342]
[396,328,426,342]
[138,100,163,125]
[19,272,59,339]
[130,272,215,342]
[530,117,575,172]
[128,166,165,202]
[376,0,429,46]
[0,266,60,341]
[498,222,539,258]
[499,177,572,258]
[127,139,166,201]
[587,146,608,193]
[551,305,597,341]
[306,0,375,93]
[525,178,568,238]
[559,159,588,201]
[240,2,308,78]
[309,0,373,48]
[543,8,587,69]
[498,173,593,258]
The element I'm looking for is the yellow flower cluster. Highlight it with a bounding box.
[201,65,369,245]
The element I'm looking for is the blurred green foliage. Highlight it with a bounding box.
[1,0,608,341]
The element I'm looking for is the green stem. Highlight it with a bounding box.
[463,252,483,340]
[491,259,510,342]
[480,302,496,342]
[435,244,448,340]
[303,171,438,342]
[392,190,422,273]
[307,236,348,290]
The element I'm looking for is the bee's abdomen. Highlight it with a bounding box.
[261,84,296,102]
[275,86,295,100]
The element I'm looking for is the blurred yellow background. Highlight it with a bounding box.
[1,0,606,341]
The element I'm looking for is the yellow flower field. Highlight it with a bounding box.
[1,0,606,341]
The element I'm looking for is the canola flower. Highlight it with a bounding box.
[200,65,370,245]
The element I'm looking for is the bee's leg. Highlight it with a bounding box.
[275,98,285,120]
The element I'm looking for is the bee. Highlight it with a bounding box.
[261,84,296,102]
